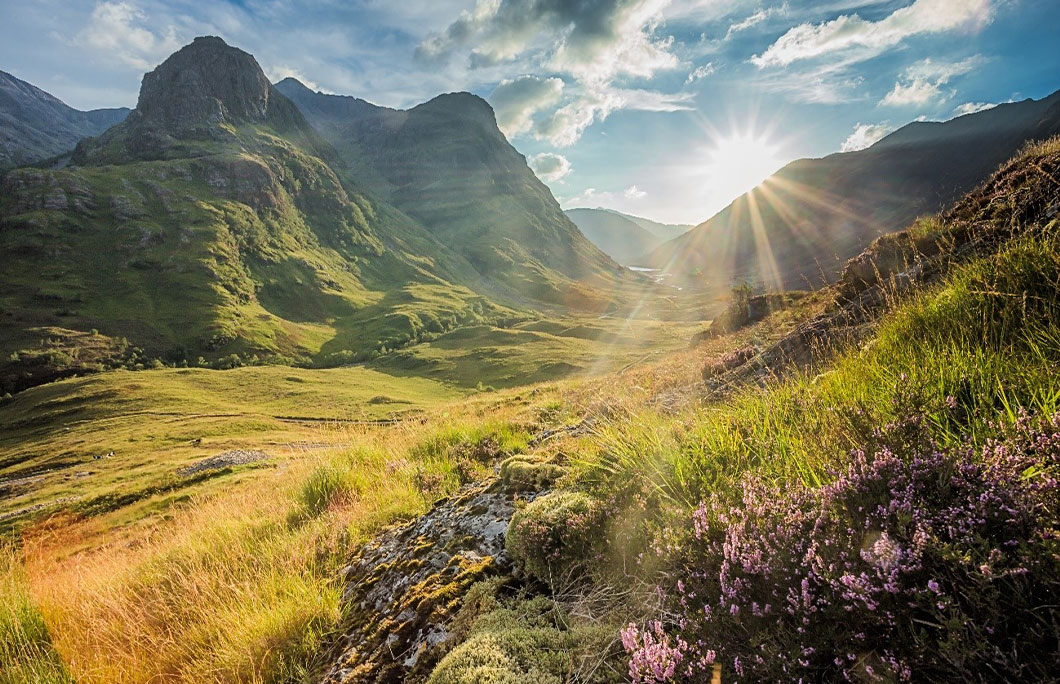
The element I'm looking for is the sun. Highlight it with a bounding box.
[703,131,783,206]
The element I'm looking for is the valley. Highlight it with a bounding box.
[2,12,1060,684]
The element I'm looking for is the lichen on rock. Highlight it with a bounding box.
[318,478,542,684]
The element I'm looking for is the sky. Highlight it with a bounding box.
[1,0,1059,224]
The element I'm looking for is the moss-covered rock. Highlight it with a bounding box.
[426,583,619,684]
[498,454,566,492]
[318,479,533,683]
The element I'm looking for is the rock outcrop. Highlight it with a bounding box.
[74,36,322,163]
[319,479,541,684]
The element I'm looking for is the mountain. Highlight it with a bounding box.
[0,70,129,169]
[647,88,1060,292]
[0,37,519,393]
[618,211,694,242]
[275,78,625,307]
[563,208,661,265]
[564,207,693,264]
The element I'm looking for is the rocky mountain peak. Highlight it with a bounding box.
[413,91,499,131]
[134,36,276,130]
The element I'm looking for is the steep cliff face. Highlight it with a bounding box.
[75,36,325,164]
[135,36,289,130]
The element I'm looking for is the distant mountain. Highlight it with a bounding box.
[564,207,692,264]
[0,70,128,168]
[1,37,517,392]
[276,78,624,307]
[618,211,694,242]
[563,208,659,265]
[648,88,1060,292]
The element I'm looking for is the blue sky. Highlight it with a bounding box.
[1,0,1058,224]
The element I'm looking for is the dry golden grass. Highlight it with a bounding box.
[11,390,552,683]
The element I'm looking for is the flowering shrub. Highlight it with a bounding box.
[506,491,607,588]
[624,410,1060,682]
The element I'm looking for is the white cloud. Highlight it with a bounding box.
[489,75,564,137]
[532,86,692,147]
[421,0,683,145]
[265,65,324,93]
[952,101,999,116]
[421,0,680,84]
[904,56,982,82]
[725,5,787,39]
[73,1,181,71]
[880,56,982,107]
[528,152,572,181]
[840,122,892,152]
[752,0,994,68]
[563,184,646,207]
[749,56,865,104]
[686,62,715,83]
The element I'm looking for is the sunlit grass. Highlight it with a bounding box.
[12,408,534,684]
[574,225,1060,514]
[0,546,71,684]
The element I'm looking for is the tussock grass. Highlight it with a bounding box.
[576,218,1060,515]
[6,405,534,683]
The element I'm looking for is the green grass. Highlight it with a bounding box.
[0,546,71,684]
[372,316,704,389]
[0,364,465,536]
[3,400,541,683]
[576,221,1060,515]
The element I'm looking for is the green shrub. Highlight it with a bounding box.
[505,491,606,587]
[428,585,616,684]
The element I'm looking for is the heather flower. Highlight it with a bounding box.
[622,621,688,683]
[627,410,1060,682]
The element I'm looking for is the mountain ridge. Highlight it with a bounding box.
[0,37,527,393]
[0,69,129,169]
[275,77,627,308]
[647,87,1060,292]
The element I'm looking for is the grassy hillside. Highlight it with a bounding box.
[0,39,529,394]
[276,79,633,310]
[434,137,1060,683]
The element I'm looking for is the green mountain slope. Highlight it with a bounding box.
[0,37,519,393]
[648,88,1060,292]
[0,69,129,169]
[275,78,627,308]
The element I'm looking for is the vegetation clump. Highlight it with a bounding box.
[428,580,617,684]
[506,491,608,588]
[499,454,567,492]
